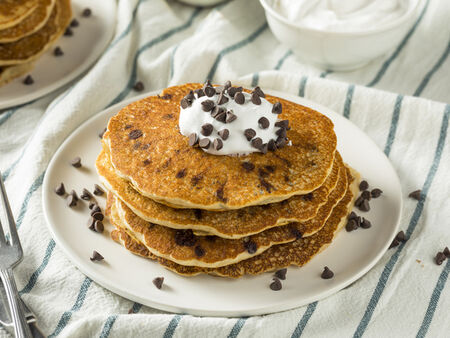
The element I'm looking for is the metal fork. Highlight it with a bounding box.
[0,173,32,338]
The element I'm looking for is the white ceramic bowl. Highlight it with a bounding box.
[177,0,227,7]
[260,0,424,71]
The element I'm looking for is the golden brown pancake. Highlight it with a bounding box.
[0,61,35,86]
[110,166,359,277]
[104,83,337,210]
[0,0,56,43]
[98,149,342,239]
[0,0,71,66]
[0,0,38,30]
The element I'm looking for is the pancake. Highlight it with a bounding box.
[104,83,337,211]
[0,0,38,30]
[0,0,71,66]
[111,166,359,277]
[0,61,35,86]
[97,148,342,239]
[0,0,56,43]
[107,162,349,268]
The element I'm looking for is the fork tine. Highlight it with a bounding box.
[0,173,21,249]
[0,219,6,246]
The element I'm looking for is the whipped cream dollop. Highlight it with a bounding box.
[270,0,416,32]
[179,82,289,156]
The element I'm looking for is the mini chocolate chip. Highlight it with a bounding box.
[94,221,104,233]
[227,86,242,97]
[201,123,213,136]
[55,183,65,196]
[275,268,287,280]
[194,88,205,97]
[270,277,282,291]
[188,133,199,146]
[244,128,256,141]
[345,218,358,232]
[251,92,261,105]
[87,217,95,230]
[360,217,371,229]
[389,238,400,249]
[260,178,274,192]
[93,184,105,196]
[218,92,229,105]
[435,252,446,265]
[225,111,237,123]
[321,266,334,279]
[175,229,196,246]
[71,156,82,168]
[88,201,97,210]
[176,168,187,178]
[213,138,223,151]
[133,81,144,92]
[223,80,232,89]
[218,129,229,140]
[91,205,101,215]
[396,231,406,242]
[153,277,164,289]
[80,188,92,200]
[361,190,371,200]
[215,111,227,123]
[64,27,73,36]
[90,251,104,262]
[199,138,210,149]
[242,162,255,171]
[276,128,287,138]
[70,18,79,27]
[444,247,450,258]
[54,46,64,56]
[290,227,302,239]
[201,100,215,112]
[185,90,195,102]
[355,196,364,207]
[275,120,289,129]
[259,143,269,154]
[215,186,227,202]
[70,190,79,202]
[253,86,265,98]
[276,137,287,149]
[251,137,262,149]
[66,194,77,207]
[409,190,421,200]
[258,168,269,178]
[194,245,205,257]
[244,240,257,254]
[348,211,358,220]
[302,193,313,201]
[272,102,282,114]
[258,117,270,129]
[180,98,190,109]
[358,199,370,212]
[210,106,220,118]
[98,128,107,138]
[129,129,143,140]
[268,139,277,151]
[359,180,369,191]
[92,212,104,221]
[82,8,92,17]
[371,188,383,198]
[234,92,245,104]
[264,165,275,173]
[204,86,215,97]
[23,75,34,85]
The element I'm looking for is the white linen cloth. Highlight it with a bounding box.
[0,0,449,337]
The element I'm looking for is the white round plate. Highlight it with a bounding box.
[0,0,116,110]
[42,90,402,317]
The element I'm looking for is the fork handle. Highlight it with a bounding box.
[0,268,32,338]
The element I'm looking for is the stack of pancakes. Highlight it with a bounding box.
[97,83,360,278]
[0,0,71,86]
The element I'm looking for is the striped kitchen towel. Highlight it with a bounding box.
[0,0,449,337]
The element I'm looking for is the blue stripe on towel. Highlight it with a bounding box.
[297,76,308,97]
[343,84,355,118]
[163,314,183,338]
[291,302,318,338]
[228,318,247,338]
[274,50,293,70]
[384,95,404,156]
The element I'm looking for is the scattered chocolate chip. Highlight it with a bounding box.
[210,106,220,118]
[80,188,92,200]
[71,156,82,168]
[268,139,277,151]
[66,194,77,207]
[98,128,107,138]
[204,86,216,97]
[275,137,287,149]
[444,247,450,258]
[290,227,303,239]
[321,266,334,279]
[276,128,287,138]
[275,268,287,280]
[251,92,261,105]
[223,80,232,90]
[133,81,144,92]
[82,8,92,17]
[242,162,255,172]
[185,90,195,102]
[258,117,270,129]
[234,92,245,104]
[201,123,213,136]
[225,111,237,123]
[180,98,190,109]
[175,229,196,246]
[88,201,97,210]
[64,27,73,36]
[345,218,358,232]
[355,196,364,207]
[213,138,223,151]
[92,212,104,221]
[302,193,313,201]
[87,217,95,230]
[227,86,242,97]
[244,240,257,254]
[359,180,369,191]
[176,168,187,178]
[270,277,282,291]
[129,129,143,140]
[91,205,101,215]
[259,143,268,154]
[260,178,274,193]
[217,92,229,105]
[188,133,198,146]
[90,251,104,262]
[389,238,400,249]
[152,277,164,289]
[70,19,79,27]
[23,75,34,85]
[251,137,262,149]
[253,86,265,98]
[215,185,227,202]
[93,184,105,196]
[54,46,63,56]
[409,190,421,201]
[272,102,282,114]
[201,99,215,112]
[94,221,104,233]
[218,129,229,140]
[396,231,406,242]
[194,245,205,257]
[194,88,205,98]
[361,190,371,200]
[370,189,382,198]
[55,183,65,196]
[199,138,210,149]
[348,211,357,220]
[215,111,227,123]
[244,128,256,141]
[360,218,371,229]
[435,252,446,266]
[358,199,370,212]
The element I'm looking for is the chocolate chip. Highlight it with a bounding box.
[201,123,213,136]
[224,80,232,90]
[194,245,205,257]
[204,86,215,97]
[94,221,104,233]
[360,217,371,229]
[98,128,107,139]
[225,111,237,123]
[260,178,274,192]
[321,266,334,279]
[92,212,104,221]
[188,133,198,146]
[194,209,202,220]
[345,218,358,232]
[244,128,256,141]
[175,229,196,246]
[180,98,190,109]
[389,239,400,249]
[371,188,383,198]
[234,92,245,104]
[253,86,265,98]
[129,129,143,140]
[258,117,270,129]
[242,162,255,171]
[215,185,227,202]
[185,90,195,102]
[251,92,261,105]
[91,205,101,215]
[201,100,215,112]
[90,251,104,262]
[290,227,303,239]
[215,111,227,123]
[70,19,79,27]
[194,89,205,98]
[64,27,73,36]
[213,138,223,151]
[87,217,95,230]
[66,193,77,207]
[176,168,187,178]
[218,129,229,140]
[444,247,450,258]
[270,277,282,291]
[396,230,406,242]
[361,190,371,200]
[88,201,97,210]
[355,196,364,207]
[152,277,164,289]
[272,102,282,114]
[268,139,277,151]
[358,199,370,212]
[218,92,229,105]
[409,190,421,201]
[258,168,269,178]
[55,183,65,196]
[251,137,262,149]
[435,252,446,265]
[93,184,105,196]
[54,46,63,56]
[80,188,92,200]
[264,165,275,173]
[71,156,82,168]
[275,268,287,280]
[227,86,242,97]
[23,75,34,85]
[210,106,220,118]
[82,8,92,17]
[276,128,287,139]
[276,137,287,149]
[359,180,369,191]
[199,138,210,149]
[244,240,257,254]
[133,81,144,92]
